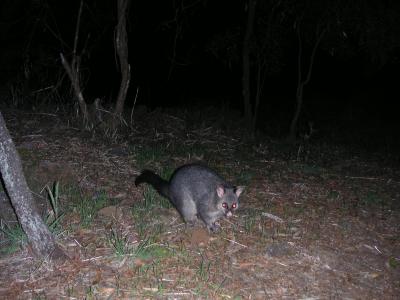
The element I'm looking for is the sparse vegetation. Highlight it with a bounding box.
[72,190,109,228]
[134,145,169,169]
[0,181,65,255]
[142,186,169,209]
[242,210,259,233]
[0,0,399,296]
[46,181,60,220]
[0,109,399,299]
[196,257,211,282]
[107,228,132,257]
[0,222,27,255]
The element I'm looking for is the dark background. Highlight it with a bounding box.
[0,0,399,148]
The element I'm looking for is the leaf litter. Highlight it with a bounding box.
[0,108,399,299]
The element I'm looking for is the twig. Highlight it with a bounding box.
[31,86,55,94]
[130,86,139,127]
[164,292,192,296]
[262,212,284,223]
[74,238,83,248]
[82,256,103,262]
[222,237,248,248]
[374,246,382,254]
[329,174,400,184]
[345,176,381,180]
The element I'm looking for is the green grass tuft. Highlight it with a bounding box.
[196,257,211,282]
[0,222,27,255]
[107,228,132,257]
[70,189,109,227]
[133,237,171,260]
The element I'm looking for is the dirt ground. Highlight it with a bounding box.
[0,109,399,299]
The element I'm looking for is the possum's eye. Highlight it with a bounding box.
[231,203,237,209]
[222,202,228,209]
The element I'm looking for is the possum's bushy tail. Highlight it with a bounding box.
[135,170,170,200]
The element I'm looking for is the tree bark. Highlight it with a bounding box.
[114,0,131,123]
[0,112,66,261]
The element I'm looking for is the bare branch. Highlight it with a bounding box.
[114,0,131,124]
[60,53,88,123]
[304,27,326,85]
[73,0,84,58]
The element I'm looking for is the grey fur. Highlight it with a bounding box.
[135,164,244,232]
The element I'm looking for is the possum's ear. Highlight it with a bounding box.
[234,186,245,197]
[216,185,225,198]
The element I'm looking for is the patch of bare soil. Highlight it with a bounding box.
[0,109,399,299]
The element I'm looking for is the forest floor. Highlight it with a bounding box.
[0,107,399,299]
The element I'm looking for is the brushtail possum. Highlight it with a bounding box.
[135,164,244,232]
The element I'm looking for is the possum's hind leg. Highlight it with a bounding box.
[174,196,198,226]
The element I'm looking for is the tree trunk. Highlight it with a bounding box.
[0,112,66,261]
[290,83,304,139]
[289,24,326,139]
[253,0,279,131]
[60,1,89,126]
[242,0,256,130]
[114,0,131,123]
[253,58,265,130]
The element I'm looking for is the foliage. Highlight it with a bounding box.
[107,227,132,257]
[72,189,109,228]
[0,222,27,255]
[287,0,400,69]
[0,181,64,255]
[206,0,287,75]
[334,0,400,68]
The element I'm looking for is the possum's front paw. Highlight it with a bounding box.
[187,220,196,227]
[208,222,221,233]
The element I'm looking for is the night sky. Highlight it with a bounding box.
[1,0,399,145]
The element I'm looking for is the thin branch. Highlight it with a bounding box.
[296,23,303,95]
[73,0,84,58]
[60,53,88,122]
[304,27,326,85]
[114,0,131,123]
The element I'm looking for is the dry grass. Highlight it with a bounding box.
[0,108,399,299]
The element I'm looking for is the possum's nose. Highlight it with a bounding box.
[226,211,232,217]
